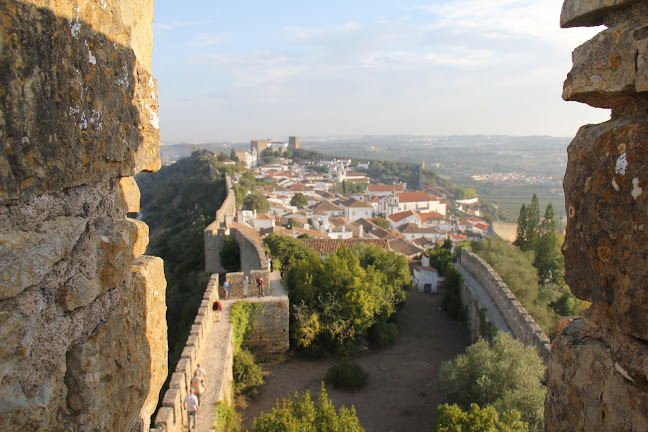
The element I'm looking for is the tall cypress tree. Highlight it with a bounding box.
[541,202,555,233]
[514,204,528,249]
[526,194,541,249]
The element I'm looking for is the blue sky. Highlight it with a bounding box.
[153,0,609,144]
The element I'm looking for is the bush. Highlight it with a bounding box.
[434,403,528,432]
[220,237,241,272]
[233,348,264,398]
[439,332,545,432]
[325,360,368,391]
[252,383,364,432]
[214,401,242,432]
[367,321,398,347]
[230,301,260,353]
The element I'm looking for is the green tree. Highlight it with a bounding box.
[217,151,228,162]
[434,403,529,432]
[370,217,391,230]
[439,332,546,432]
[243,191,270,213]
[525,194,541,249]
[252,384,364,432]
[427,238,456,276]
[230,149,240,162]
[290,192,308,208]
[513,204,528,249]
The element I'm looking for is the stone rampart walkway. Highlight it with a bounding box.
[455,262,511,334]
[193,271,283,432]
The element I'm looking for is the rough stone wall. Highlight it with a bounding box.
[153,275,233,432]
[243,288,290,355]
[460,281,492,344]
[546,2,648,430]
[460,250,550,362]
[0,1,166,430]
[204,175,236,274]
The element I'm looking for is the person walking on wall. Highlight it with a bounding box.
[223,277,230,300]
[194,364,207,386]
[257,276,264,297]
[243,276,249,298]
[269,255,273,272]
[191,369,206,405]
[184,388,199,430]
[212,299,222,321]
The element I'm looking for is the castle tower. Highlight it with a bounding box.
[289,136,299,150]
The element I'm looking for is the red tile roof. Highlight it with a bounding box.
[299,238,390,256]
[367,184,404,193]
[388,210,423,223]
[397,191,434,203]
[387,238,423,257]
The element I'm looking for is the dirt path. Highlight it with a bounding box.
[240,290,469,432]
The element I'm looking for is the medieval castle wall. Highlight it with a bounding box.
[0,1,166,430]
[460,250,551,362]
[545,1,648,430]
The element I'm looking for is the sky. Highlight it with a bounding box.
[153,0,610,144]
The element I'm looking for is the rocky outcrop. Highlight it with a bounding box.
[0,1,166,431]
[546,1,648,430]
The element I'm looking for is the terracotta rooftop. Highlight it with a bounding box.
[340,198,373,208]
[299,238,390,256]
[367,184,404,193]
[310,200,343,213]
[387,238,423,257]
[397,191,435,203]
[388,210,423,223]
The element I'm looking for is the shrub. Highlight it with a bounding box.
[439,332,545,432]
[367,321,398,347]
[252,383,364,432]
[434,403,529,432]
[230,301,260,353]
[325,360,368,391]
[214,401,242,432]
[233,348,264,398]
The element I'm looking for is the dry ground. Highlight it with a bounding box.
[492,222,518,243]
[240,290,469,432]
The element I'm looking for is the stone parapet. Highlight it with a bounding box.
[460,249,550,362]
[243,283,290,355]
[547,1,648,430]
[152,274,233,432]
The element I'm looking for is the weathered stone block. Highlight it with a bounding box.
[563,18,648,108]
[0,216,87,300]
[63,255,166,431]
[561,0,642,28]
[546,319,648,431]
[116,176,141,213]
[0,0,159,204]
[563,118,648,340]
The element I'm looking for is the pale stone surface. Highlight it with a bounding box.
[64,255,167,432]
[546,319,648,432]
[561,0,642,27]
[0,216,88,300]
[117,176,142,213]
[563,17,648,108]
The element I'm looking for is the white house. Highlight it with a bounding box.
[412,266,439,293]
[340,198,374,222]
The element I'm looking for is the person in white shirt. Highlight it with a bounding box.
[184,388,199,429]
